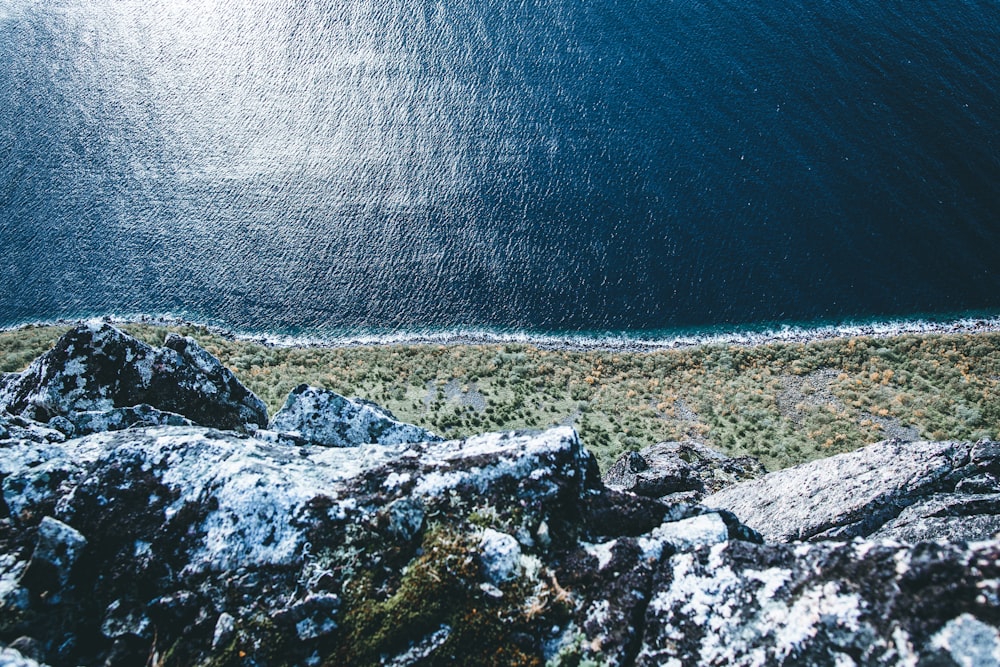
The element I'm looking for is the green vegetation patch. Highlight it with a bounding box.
[330,524,549,667]
[3,323,999,472]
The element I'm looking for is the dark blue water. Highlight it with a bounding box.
[1,0,998,337]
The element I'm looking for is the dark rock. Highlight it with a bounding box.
[972,438,1000,468]
[477,528,522,585]
[0,413,65,446]
[22,517,86,593]
[704,439,999,542]
[272,592,340,640]
[385,497,425,541]
[267,384,439,447]
[603,440,765,501]
[65,405,192,437]
[100,636,148,667]
[41,418,74,439]
[956,472,1000,494]
[0,323,266,433]
[634,539,1000,666]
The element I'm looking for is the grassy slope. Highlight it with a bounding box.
[2,323,998,472]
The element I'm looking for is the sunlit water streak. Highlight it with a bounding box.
[1,0,998,337]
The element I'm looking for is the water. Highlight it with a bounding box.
[1,0,998,339]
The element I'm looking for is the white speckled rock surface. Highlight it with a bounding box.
[703,439,999,542]
[269,384,439,447]
[0,323,267,433]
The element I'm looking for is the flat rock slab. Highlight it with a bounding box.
[1,425,590,572]
[703,439,998,542]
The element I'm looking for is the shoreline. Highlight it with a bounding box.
[4,312,1000,352]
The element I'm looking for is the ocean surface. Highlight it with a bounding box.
[1,0,998,341]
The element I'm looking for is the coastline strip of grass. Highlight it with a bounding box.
[2,323,998,472]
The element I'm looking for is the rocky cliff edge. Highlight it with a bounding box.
[0,324,997,666]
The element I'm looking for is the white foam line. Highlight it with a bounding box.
[4,313,1000,352]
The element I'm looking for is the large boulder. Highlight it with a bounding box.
[704,438,1000,542]
[603,440,766,501]
[0,324,267,433]
[267,384,439,447]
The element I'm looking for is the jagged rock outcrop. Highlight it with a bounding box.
[0,423,749,666]
[603,440,766,502]
[0,325,998,666]
[0,323,267,433]
[266,384,439,447]
[704,438,1000,543]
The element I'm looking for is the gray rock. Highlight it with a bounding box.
[64,405,193,437]
[211,613,235,650]
[273,593,340,641]
[386,498,425,541]
[703,439,997,542]
[42,417,75,439]
[383,625,451,667]
[603,440,765,501]
[930,614,1000,667]
[643,512,730,552]
[0,323,267,433]
[871,493,1000,542]
[269,384,439,447]
[4,639,44,666]
[0,412,65,445]
[973,439,1000,466]
[0,423,612,665]
[100,599,151,640]
[478,529,521,584]
[956,472,1000,493]
[634,539,1000,667]
[0,554,30,613]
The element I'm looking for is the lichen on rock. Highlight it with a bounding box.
[0,323,267,433]
[603,440,766,502]
[704,438,1000,542]
[268,384,439,447]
